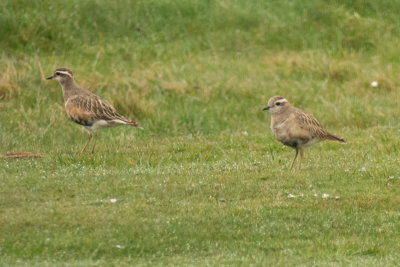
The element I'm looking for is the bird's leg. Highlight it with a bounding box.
[298,149,304,170]
[290,148,299,170]
[91,133,98,153]
[79,133,92,158]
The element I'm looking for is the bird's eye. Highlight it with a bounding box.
[55,72,60,76]
[276,102,281,106]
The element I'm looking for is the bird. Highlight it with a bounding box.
[262,96,345,169]
[47,68,142,155]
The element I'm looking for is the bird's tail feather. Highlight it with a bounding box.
[126,120,144,130]
[326,133,345,143]
[111,118,143,129]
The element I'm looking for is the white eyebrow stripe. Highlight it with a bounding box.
[277,99,288,103]
[56,71,73,77]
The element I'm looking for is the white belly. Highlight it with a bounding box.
[82,119,127,133]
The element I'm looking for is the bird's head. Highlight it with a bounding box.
[46,68,74,84]
[263,96,290,114]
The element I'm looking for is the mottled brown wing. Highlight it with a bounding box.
[294,108,328,140]
[65,95,127,126]
[90,96,127,121]
[94,97,140,127]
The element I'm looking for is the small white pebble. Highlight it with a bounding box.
[322,193,329,199]
[335,196,340,200]
[388,176,394,180]
[360,167,366,172]
[288,194,295,198]
[242,131,248,136]
[116,244,124,249]
[371,81,378,87]
[110,198,117,203]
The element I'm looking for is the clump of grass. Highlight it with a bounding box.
[371,75,396,91]
[0,62,21,100]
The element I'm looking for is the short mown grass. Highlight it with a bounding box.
[1,0,400,265]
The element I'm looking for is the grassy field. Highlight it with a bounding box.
[1,0,400,265]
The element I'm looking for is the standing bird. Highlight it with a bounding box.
[47,68,142,155]
[263,96,345,169]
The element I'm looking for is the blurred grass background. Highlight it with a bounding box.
[1,0,400,265]
[2,0,400,141]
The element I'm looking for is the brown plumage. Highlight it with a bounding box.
[47,67,142,155]
[263,96,345,169]
[65,94,140,128]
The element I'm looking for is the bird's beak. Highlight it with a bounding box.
[262,106,270,111]
[46,76,54,80]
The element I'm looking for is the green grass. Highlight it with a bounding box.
[1,0,400,265]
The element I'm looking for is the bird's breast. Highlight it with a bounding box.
[270,117,289,141]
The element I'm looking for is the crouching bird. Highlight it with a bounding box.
[263,96,345,170]
[47,68,142,156]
